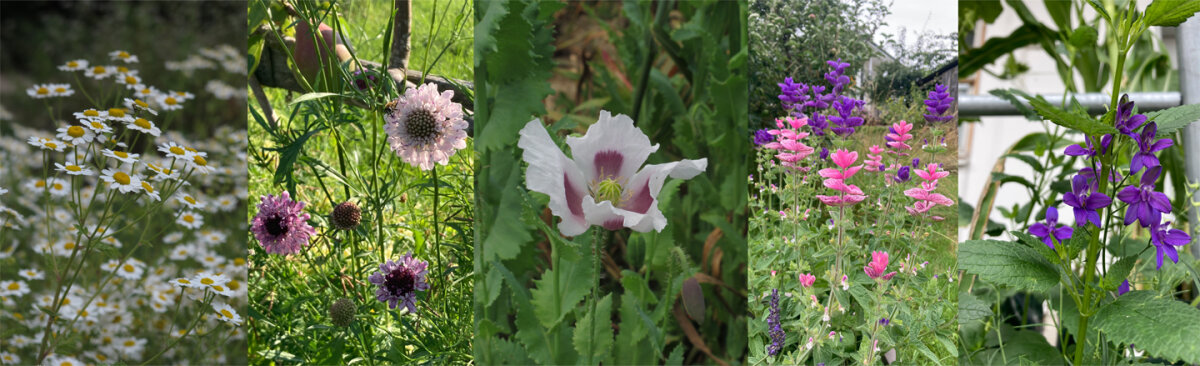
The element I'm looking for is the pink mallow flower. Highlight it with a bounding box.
[864,251,897,280]
[816,149,867,207]
[864,145,885,172]
[886,120,914,151]
[799,273,816,288]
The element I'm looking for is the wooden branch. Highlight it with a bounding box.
[390,0,412,69]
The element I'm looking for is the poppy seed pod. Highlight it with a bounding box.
[331,201,361,230]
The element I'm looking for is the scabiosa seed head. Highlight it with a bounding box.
[330,201,361,230]
[329,297,356,327]
[368,252,429,313]
[251,191,316,255]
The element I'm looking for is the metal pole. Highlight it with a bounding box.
[1177,16,1200,258]
[959,92,1181,117]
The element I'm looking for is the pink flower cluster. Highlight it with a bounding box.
[766,117,816,168]
[816,149,866,207]
[886,120,914,152]
[904,163,954,220]
[863,251,897,281]
[798,273,816,288]
[864,145,884,172]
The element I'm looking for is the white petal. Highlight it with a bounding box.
[519,119,590,236]
[566,111,658,183]
[620,158,707,231]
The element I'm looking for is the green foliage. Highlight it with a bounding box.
[959,240,1060,293]
[474,1,748,364]
[1091,291,1200,364]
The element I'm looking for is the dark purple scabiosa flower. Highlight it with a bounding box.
[808,113,829,136]
[1117,166,1171,228]
[1029,206,1072,250]
[1131,122,1173,173]
[1118,280,1131,295]
[819,147,829,160]
[1149,221,1191,269]
[767,289,785,356]
[1063,175,1112,228]
[828,96,864,136]
[368,252,430,312]
[894,166,911,183]
[922,84,955,123]
[753,129,773,146]
[1064,134,1112,159]
[1114,94,1147,139]
[351,69,380,91]
[251,191,317,255]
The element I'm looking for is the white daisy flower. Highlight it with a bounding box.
[110,50,139,63]
[102,149,140,164]
[168,90,195,101]
[207,282,235,298]
[155,93,185,111]
[45,178,70,197]
[58,59,88,71]
[163,231,184,244]
[211,302,242,326]
[115,260,144,280]
[117,73,142,87]
[45,355,84,366]
[123,97,158,115]
[26,84,55,98]
[186,152,213,174]
[84,65,115,79]
[73,108,106,121]
[115,337,146,358]
[139,180,161,201]
[27,136,66,152]
[0,351,19,364]
[177,211,203,229]
[146,162,181,181]
[175,192,205,209]
[192,271,229,288]
[158,141,193,160]
[55,125,95,145]
[54,162,94,176]
[17,268,44,281]
[133,85,161,100]
[169,277,199,288]
[0,280,29,297]
[99,168,141,194]
[104,108,134,123]
[48,83,74,97]
[126,117,161,137]
[168,244,194,261]
[80,119,113,134]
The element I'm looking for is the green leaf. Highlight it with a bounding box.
[1091,291,1200,363]
[1100,255,1137,291]
[1045,0,1073,31]
[288,92,340,106]
[573,293,613,363]
[1144,103,1200,137]
[620,270,659,305]
[958,292,994,326]
[989,89,1041,121]
[960,240,1062,292]
[1143,0,1200,26]
[530,240,593,328]
[961,24,1046,76]
[1068,26,1098,49]
[482,158,530,261]
[271,127,326,185]
[1026,95,1119,135]
[1001,153,1045,172]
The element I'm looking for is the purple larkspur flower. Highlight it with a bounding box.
[767,288,785,356]
[878,317,890,326]
[753,129,773,146]
[1114,94,1147,139]
[1131,122,1173,173]
[1118,280,1130,295]
[912,158,920,167]
[1063,174,1112,228]
[1029,206,1072,249]
[1077,161,1121,187]
[1064,134,1112,159]
[368,252,430,312]
[805,85,833,110]
[1149,221,1191,269]
[923,84,955,123]
[251,191,316,255]
[1117,166,1171,227]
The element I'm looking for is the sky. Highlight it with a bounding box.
[875,0,958,45]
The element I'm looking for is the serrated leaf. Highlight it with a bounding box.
[1068,26,1098,49]
[272,127,325,185]
[1144,0,1200,26]
[958,292,993,326]
[960,240,1061,292]
[1091,291,1200,363]
[1100,255,1137,291]
[620,270,658,305]
[1144,103,1200,137]
[477,76,554,152]
[1026,95,1119,135]
[573,293,613,363]
[482,160,529,261]
[530,241,593,328]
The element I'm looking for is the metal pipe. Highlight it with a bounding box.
[959,92,1181,117]
[1177,16,1200,258]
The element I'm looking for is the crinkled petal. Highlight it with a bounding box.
[565,111,658,182]
[518,119,590,236]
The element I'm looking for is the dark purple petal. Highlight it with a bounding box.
[1117,186,1140,204]
[1029,223,1050,237]
[1064,144,1089,156]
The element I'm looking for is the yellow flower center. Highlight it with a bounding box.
[45,142,58,149]
[113,151,128,158]
[234,258,245,266]
[135,99,149,108]
[123,264,135,272]
[229,279,241,290]
[184,215,195,223]
[141,181,154,193]
[113,171,131,185]
[67,126,85,138]
[184,196,196,204]
[80,310,88,317]
[84,109,100,117]
[169,146,185,155]
[108,108,126,117]
[118,51,130,58]
[63,242,75,250]
[165,96,178,105]
[178,279,191,284]
[55,87,66,93]
[193,155,207,166]
[52,183,63,190]
[200,277,213,285]
[220,309,233,318]
[37,87,49,94]
[35,180,46,187]
[90,121,104,129]
[125,76,138,84]
[66,165,82,172]
[140,88,151,95]
[212,285,226,292]
[117,66,129,73]
[93,66,106,74]
[68,61,78,67]
[124,340,135,347]
[134,118,152,129]
[6,283,18,290]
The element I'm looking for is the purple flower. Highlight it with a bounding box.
[753,129,773,146]
[819,147,829,160]
[777,77,808,112]
[368,252,430,312]
[1149,221,1191,269]
[912,158,920,167]
[894,166,911,183]
[808,113,828,136]
[1114,94,1147,139]
[1077,161,1121,187]
[824,59,851,95]
[1064,134,1112,159]
[1029,206,1072,249]
[806,86,834,110]
[828,96,864,136]
[251,191,317,255]
[352,70,380,91]
[1118,279,1130,295]
[1131,122,1173,173]
[878,317,890,326]
[922,84,955,123]
[767,288,785,356]
[1063,175,1112,228]
[1117,166,1171,227]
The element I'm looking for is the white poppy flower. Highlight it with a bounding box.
[518,110,706,236]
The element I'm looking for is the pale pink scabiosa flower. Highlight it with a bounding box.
[816,149,866,207]
[886,120,914,152]
[864,145,885,172]
[368,252,429,312]
[798,273,816,288]
[864,251,897,281]
[518,110,707,236]
[251,191,316,255]
[384,82,468,170]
